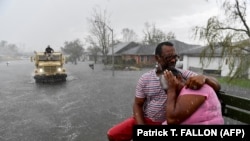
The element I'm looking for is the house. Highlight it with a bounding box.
[109,39,200,68]
[106,42,156,67]
[180,45,223,75]
[120,44,156,67]
[106,41,139,64]
[104,39,250,78]
[180,45,250,79]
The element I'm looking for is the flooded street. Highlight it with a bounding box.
[0,59,248,141]
[0,60,143,141]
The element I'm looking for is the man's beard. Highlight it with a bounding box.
[162,62,176,70]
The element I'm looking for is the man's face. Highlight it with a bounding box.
[157,45,179,71]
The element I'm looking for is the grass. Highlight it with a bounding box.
[217,77,250,89]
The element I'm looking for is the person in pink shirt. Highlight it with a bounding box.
[162,68,224,125]
[107,41,222,141]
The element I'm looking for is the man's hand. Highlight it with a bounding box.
[186,75,221,92]
[164,70,179,91]
[185,75,206,90]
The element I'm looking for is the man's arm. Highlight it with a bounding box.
[186,75,221,92]
[133,97,146,125]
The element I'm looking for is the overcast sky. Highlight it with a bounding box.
[0,0,238,52]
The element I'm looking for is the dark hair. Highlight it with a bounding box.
[155,41,174,56]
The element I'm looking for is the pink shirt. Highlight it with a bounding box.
[163,84,224,125]
[136,69,197,122]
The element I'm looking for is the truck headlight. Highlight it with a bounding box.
[39,68,44,73]
[57,67,62,72]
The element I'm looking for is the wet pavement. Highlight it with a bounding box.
[0,59,248,141]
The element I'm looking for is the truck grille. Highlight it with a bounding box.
[44,66,57,73]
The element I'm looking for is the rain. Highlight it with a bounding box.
[1,0,250,140]
[0,59,139,141]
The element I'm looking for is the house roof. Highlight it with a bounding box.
[110,40,225,56]
[111,40,203,56]
[136,44,156,55]
[120,45,141,55]
[107,42,139,55]
[180,38,250,57]
[134,40,201,56]
[181,45,223,57]
[118,44,156,55]
[181,46,205,55]
[101,39,250,58]
[168,39,201,54]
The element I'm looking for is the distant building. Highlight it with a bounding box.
[87,39,250,79]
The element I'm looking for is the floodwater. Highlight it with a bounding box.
[0,59,248,141]
[0,60,144,141]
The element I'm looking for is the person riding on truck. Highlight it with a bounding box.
[45,45,54,58]
[45,45,54,54]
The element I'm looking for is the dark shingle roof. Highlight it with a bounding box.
[107,42,139,55]
[112,40,217,56]
[182,45,223,57]
[136,44,156,55]
[168,39,201,54]
[120,45,141,55]
[111,40,249,57]
[120,44,156,55]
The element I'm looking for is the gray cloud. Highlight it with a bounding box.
[0,0,223,52]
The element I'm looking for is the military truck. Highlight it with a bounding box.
[31,51,67,83]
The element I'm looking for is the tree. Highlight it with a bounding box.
[142,22,176,45]
[61,39,84,65]
[87,46,101,64]
[87,6,113,64]
[193,0,250,79]
[0,40,19,55]
[166,32,176,41]
[121,28,138,42]
[85,35,102,63]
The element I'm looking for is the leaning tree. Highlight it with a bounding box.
[193,0,250,79]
